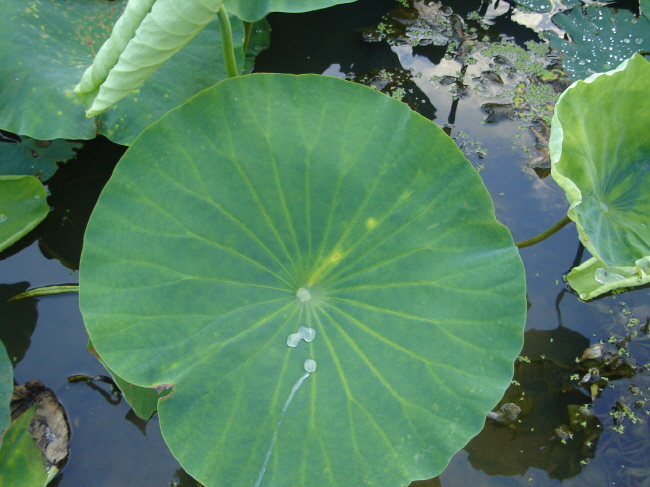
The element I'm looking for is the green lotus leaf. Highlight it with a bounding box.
[548,7,650,80]
[0,340,11,445]
[226,0,356,22]
[0,405,50,486]
[643,0,650,21]
[0,176,49,253]
[76,0,355,116]
[0,138,80,181]
[80,74,526,487]
[0,0,244,145]
[565,256,650,300]
[550,54,650,299]
[76,0,228,117]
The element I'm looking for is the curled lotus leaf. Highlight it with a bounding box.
[550,54,650,299]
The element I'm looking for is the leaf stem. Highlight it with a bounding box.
[242,21,253,57]
[8,284,79,302]
[515,215,572,249]
[217,5,238,78]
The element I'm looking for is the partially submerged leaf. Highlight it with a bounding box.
[80,74,526,487]
[550,54,650,298]
[565,256,650,300]
[0,381,69,486]
[0,176,49,253]
[88,340,164,420]
[0,137,80,181]
[11,381,70,468]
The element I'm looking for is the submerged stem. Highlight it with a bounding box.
[515,215,573,249]
[217,5,238,78]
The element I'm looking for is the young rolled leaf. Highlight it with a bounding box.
[74,0,157,109]
[75,0,226,117]
[550,54,650,299]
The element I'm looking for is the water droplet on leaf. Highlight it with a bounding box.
[304,359,317,373]
[594,267,625,284]
[296,287,311,302]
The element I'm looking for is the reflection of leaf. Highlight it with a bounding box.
[0,176,49,253]
[548,7,650,80]
[80,74,526,487]
[0,283,38,367]
[0,137,80,181]
[550,54,650,299]
[466,327,599,480]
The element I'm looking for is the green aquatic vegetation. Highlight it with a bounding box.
[550,54,650,299]
[0,176,49,253]
[0,0,245,144]
[2,0,650,484]
[0,137,80,181]
[548,6,650,80]
[79,74,526,487]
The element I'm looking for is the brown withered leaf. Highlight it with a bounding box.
[10,380,69,467]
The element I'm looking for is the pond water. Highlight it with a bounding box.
[1,0,649,486]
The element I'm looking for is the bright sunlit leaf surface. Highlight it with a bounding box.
[0,176,49,253]
[0,0,244,144]
[550,54,650,299]
[549,7,650,80]
[80,74,526,487]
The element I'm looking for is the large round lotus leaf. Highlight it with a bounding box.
[80,74,526,487]
[0,176,49,253]
[550,54,650,273]
[0,0,243,145]
[549,7,650,80]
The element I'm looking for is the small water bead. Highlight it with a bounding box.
[635,38,644,45]
[304,359,317,373]
[296,287,311,302]
[599,202,609,214]
[623,38,631,44]
[286,326,316,347]
[0,214,7,223]
[594,268,626,285]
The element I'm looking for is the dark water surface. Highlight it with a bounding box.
[2,0,649,486]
